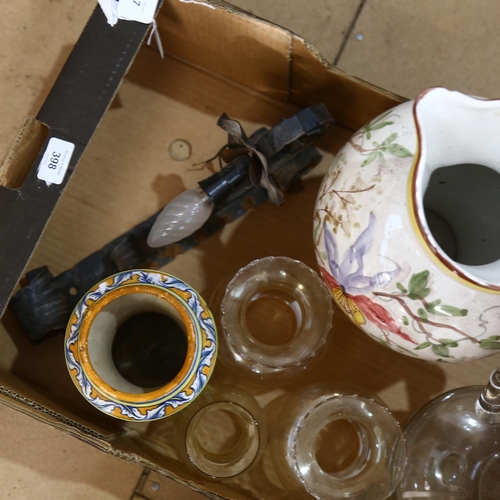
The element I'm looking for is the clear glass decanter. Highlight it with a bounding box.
[395,368,500,499]
[271,383,406,500]
[215,256,333,385]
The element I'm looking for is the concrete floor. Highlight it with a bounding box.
[1,1,500,498]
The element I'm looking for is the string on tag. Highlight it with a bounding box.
[147,19,165,59]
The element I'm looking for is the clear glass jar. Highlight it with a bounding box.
[173,384,267,479]
[271,383,406,500]
[395,369,500,499]
[216,257,333,385]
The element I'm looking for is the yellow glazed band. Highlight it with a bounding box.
[64,270,217,421]
[77,284,198,405]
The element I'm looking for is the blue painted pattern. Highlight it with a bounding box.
[65,270,217,421]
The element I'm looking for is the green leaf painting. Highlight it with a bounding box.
[384,143,413,158]
[414,339,458,353]
[376,268,472,359]
[381,132,398,146]
[417,308,428,322]
[363,111,394,139]
[480,337,500,350]
[431,344,450,358]
[424,299,441,313]
[354,113,413,169]
[358,133,413,167]
[415,341,431,350]
[369,121,395,132]
[360,151,378,168]
[408,270,431,300]
[435,305,468,317]
[439,339,459,347]
[425,300,467,317]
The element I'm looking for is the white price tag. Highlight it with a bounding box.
[37,138,75,186]
[98,0,164,56]
[98,0,119,26]
[116,0,159,24]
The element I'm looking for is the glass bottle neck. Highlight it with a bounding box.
[290,394,405,500]
[476,368,500,424]
[185,401,261,478]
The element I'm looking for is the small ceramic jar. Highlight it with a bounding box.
[65,270,217,421]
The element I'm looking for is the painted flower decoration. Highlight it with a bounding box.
[320,212,417,344]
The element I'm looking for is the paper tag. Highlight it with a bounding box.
[98,0,119,26]
[116,0,159,24]
[37,138,75,186]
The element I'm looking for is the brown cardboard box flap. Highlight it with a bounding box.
[0,7,152,317]
[158,0,406,128]
[0,117,48,189]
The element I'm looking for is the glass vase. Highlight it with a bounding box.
[216,256,333,385]
[395,369,500,499]
[174,384,267,479]
[271,383,406,500]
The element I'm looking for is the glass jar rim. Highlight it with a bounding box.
[291,393,406,499]
[185,401,261,478]
[220,256,333,369]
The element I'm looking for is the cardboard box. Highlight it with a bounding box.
[0,1,498,498]
[0,8,151,317]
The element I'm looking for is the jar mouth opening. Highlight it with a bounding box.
[76,283,198,404]
[186,401,260,478]
[291,394,406,499]
[240,285,303,347]
[220,257,333,369]
[314,417,372,479]
[411,88,500,292]
[65,270,217,421]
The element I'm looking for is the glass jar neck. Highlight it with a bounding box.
[476,368,500,424]
[185,401,261,478]
[290,394,405,500]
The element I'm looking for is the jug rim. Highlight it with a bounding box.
[409,87,500,293]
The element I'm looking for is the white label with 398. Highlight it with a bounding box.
[37,138,75,186]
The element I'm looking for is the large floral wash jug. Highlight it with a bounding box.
[314,87,500,361]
